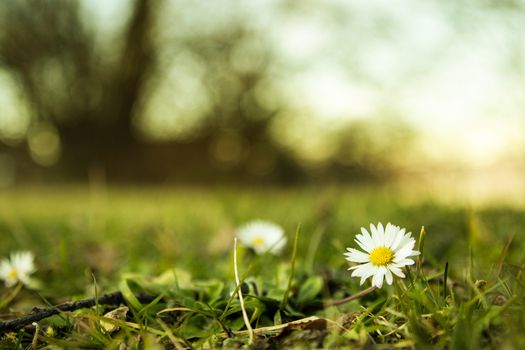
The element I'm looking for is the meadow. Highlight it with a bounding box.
[0,185,524,349]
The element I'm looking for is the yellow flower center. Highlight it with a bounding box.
[253,236,265,247]
[370,246,394,266]
[8,268,18,281]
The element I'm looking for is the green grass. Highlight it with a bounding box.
[0,185,524,349]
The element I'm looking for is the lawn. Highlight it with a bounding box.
[0,185,524,349]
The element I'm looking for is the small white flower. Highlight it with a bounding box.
[344,223,420,288]
[0,251,36,287]
[237,220,286,254]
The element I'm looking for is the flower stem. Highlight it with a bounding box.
[233,237,254,343]
[281,224,300,309]
[0,282,23,310]
[327,286,377,306]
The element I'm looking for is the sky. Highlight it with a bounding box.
[265,0,525,167]
[1,0,524,169]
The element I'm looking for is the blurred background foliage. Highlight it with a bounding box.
[1,3,525,346]
[0,0,524,186]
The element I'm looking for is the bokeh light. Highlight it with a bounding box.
[0,0,523,197]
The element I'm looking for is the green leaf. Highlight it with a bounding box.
[296,276,324,305]
[273,310,282,325]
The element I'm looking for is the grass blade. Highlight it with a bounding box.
[281,224,300,309]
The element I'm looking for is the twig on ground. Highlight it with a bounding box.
[0,291,156,334]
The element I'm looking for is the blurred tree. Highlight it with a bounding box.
[0,0,304,183]
[0,0,424,184]
[327,119,415,181]
[168,23,303,182]
[0,0,156,179]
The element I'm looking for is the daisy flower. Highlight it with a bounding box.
[344,223,420,288]
[0,251,36,287]
[237,220,286,254]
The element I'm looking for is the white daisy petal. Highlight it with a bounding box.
[377,223,385,245]
[389,266,406,278]
[391,227,405,247]
[370,223,382,246]
[359,266,377,285]
[384,223,395,247]
[372,267,386,288]
[357,231,375,249]
[0,261,10,275]
[344,248,370,263]
[389,262,407,269]
[391,231,412,251]
[350,263,375,277]
[399,236,416,249]
[396,258,416,266]
[385,268,394,285]
[394,242,416,260]
[360,227,370,237]
[355,235,374,253]
[390,232,404,251]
